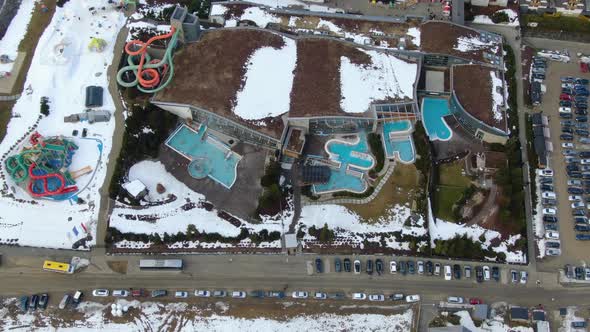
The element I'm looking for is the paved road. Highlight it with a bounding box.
[468,23,537,269]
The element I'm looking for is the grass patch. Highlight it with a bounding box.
[522,13,590,34]
[10,0,57,96]
[434,186,465,222]
[0,101,14,142]
[438,160,471,187]
[343,163,419,222]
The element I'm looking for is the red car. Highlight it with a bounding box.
[131,289,145,297]
[560,93,573,100]
[469,298,483,305]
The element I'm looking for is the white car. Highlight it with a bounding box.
[568,180,582,186]
[447,296,464,304]
[314,292,327,300]
[572,202,585,209]
[562,142,575,148]
[194,290,210,297]
[353,260,361,274]
[292,291,308,299]
[405,295,421,303]
[546,248,561,256]
[444,265,452,281]
[483,266,491,281]
[543,208,557,215]
[92,289,109,297]
[542,192,556,199]
[417,260,424,274]
[368,294,385,302]
[559,107,572,113]
[112,290,129,297]
[582,159,590,165]
[352,293,366,300]
[520,271,528,284]
[390,261,397,274]
[434,263,441,276]
[537,169,554,177]
[569,195,583,202]
[231,291,246,299]
[174,291,189,298]
[545,231,560,239]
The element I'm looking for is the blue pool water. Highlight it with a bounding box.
[382,120,416,164]
[313,166,367,194]
[166,125,240,189]
[325,134,375,170]
[421,98,452,141]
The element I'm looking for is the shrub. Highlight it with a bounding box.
[491,11,509,24]
[368,133,385,175]
[260,160,281,187]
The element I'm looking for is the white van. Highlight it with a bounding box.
[72,291,83,305]
[58,294,70,309]
[444,265,452,281]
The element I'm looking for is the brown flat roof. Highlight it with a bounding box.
[420,21,501,64]
[452,64,506,132]
[154,29,285,139]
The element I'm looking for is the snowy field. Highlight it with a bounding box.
[454,36,500,54]
[451,310,533,332]
[427,201,526,263]
[109,161,286,250]
[0,298,414,331]
[340,48,417,113]
[0,0,125,249]
[299,203,428,250]
[473,9,520,27]
[233,37,297,120]
[0,0,35,73]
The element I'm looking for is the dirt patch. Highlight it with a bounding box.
[289,38,371,118]
[453,64,505,131]
[155,29,286,139]
[107,261,128,274]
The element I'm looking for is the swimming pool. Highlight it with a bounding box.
[381,120,416,164]
[421,98,452,141]
[166,125,241,189]
[325,135,375,171]
[313,165,367,194]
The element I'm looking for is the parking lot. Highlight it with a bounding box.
[531,39,590,269]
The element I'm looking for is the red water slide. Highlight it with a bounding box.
[124,26,176,89]
[27,163,77,198]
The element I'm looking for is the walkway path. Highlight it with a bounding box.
[466,184,498,227]
[95,24,130,249]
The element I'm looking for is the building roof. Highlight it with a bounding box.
[452,64,507,133]
[123,180,147,198]
[285,128,305,154]
[85,86,103,108]
[473,304,489,320]
[510,307,529,321]
[300,165,331,184]
[532,112,543,126]
[421,21,502,65]
[532,310,546,321]
[154,29,418,137]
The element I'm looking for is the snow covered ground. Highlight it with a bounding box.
[560,307,586,332]
[109,161,286,250]
[427,201,526,263]
[0,0,125,249]
[490,70,504,122]
[454,36,499,54]
[233,36,296,120]
[299,203,428,250]
[0,298,414,331]
[532,174,547,259]
[473,9,520,27]
[0,0,35,73]
[340,48,417,113]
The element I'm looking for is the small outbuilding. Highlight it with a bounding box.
[509,306,529,322]
[122,179,148,200]
[85,86,103,108]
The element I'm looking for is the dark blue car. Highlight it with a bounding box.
[569,187,584,194]
[576,116,588,122]
[315,258,323,273]
[575,224,590,232]
[576,234,590,240]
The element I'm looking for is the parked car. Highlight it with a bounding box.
[575,216,589,223]
[577,129,590,136]
[334,258,341,273]
[389,293,404,301]
[368,294,385,302]
[444,265,452,281]
[569,187,584,194]
[576,234,590,240]
[131,289,144,297]
[151,290,167,298]
[447,296,464,304]
[544,223,558,231]
[492,267,500,281]
[425,261,434,276]
[354,260,361,274]
[366,259,373,275]
[546,248,562,256]
[453,264,461,280]
[267,291,284,298]
[58,294,69,310]
[580,151,590,158]
[562,127,574,134]
[543,215,558,223]
[344,258,351,272]
[545,231,560,240]
[174,291,189,298]
[510,270,518,283]
[231,291,246,299]
[560,112,573,119]
[520,271,528,284]
[314,292,327,300]
[577,116,588,122]
[112,290,129,297]
[475,266,484,283]
[569,195,583,201]
[390,260,397,274]
[399,260,407,275]
[249,291,265,298]
[568,180,583,186]
[292,291,308,299]
[434,263,441,276]
[92,289,109,297]
[328,292,345,300]
[30,295,39,311]
[469,298,483,305]
[464,265,471,279]
[375,259,383,275]
[483,266,491,281]
[543,208,557,215]
[572,209,586,216]
[575,224,590,232]
[546,241,561,248]
[213,290,227,297]
[405,295,420,303]
[315,258,323,273]
[195,290,211,297]
[72,291,83,304]
[537,169,554,177]
[407,261,415,275]
[38,294,48,310]
[417,260,424,275]
[352,293,366,300]
[541,184,554,191]
[542,192,556,199]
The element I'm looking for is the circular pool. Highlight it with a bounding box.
[188,158,212,180]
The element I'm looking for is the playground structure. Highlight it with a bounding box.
[116,26,180,93]
[4,132,91,200]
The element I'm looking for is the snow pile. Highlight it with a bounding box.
[233,37,297,120]
[454,36,498,54]
[0,0,125,250]
[454,310,533,332]
[490,70,504,122]
[0,298,414,331]
[224,6,281,28]
[238,0,340,13]
[430,218,526,263]
[299,203,427,250]
[407,27,421,47]
[473,15,494,25]
[109,161,286,248]
[0,0,35,73]
[473,9,520,27]
[210,4,228,16]
[561,307,585,332]
[340,49,417,113]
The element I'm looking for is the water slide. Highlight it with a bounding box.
[116,26,179,93]
[27,164,78,198]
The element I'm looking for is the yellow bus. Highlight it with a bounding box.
[42,260,74,274]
